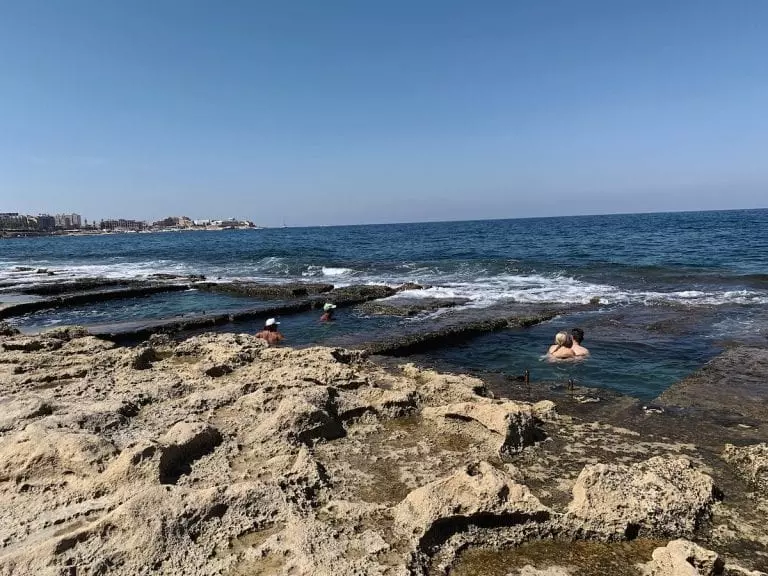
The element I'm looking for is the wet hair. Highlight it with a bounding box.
[571,328,584,344]
[554,331,573,348]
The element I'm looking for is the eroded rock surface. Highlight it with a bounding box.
[394,461,550,544]
[723,443,768,495]
[566,456,718,539]
[639,539,767,576]
[0,328,764,575]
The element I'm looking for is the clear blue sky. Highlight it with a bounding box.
[1,0,766,226]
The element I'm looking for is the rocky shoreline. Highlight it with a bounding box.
[1,323,766,575]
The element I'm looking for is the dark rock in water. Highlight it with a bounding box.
[358,305,561,356]
[322,284,395,304]
[656,346,768,428]
[0,322,20,337]
[13,266,35,272]
[18,278,130,296]
[394,282,430,292]
[356,297,469,317]
[149,273,206,282]
[198,281,334,299]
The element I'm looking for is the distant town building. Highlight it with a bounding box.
[153,216,194,228]
[37,214,56,231]
[0,212,35,230]
[54,213,82,229]
[100,219,146,231]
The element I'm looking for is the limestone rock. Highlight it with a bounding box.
[278,447,330,507]
[251,387,344,447]
[0,396,54,432]
[129,346,160,370]
[1,337,63,353]
[423,401,540,456]
[566,456,718,539]
[45,326,89,341]
[0,425,117,483]
[519,567,573,576]
[394,461,550,544]
[400,365,491,404]
[639,539,723,575]
[532,400,558,421]
[1,483,280,576]
[723,443,768,495]
[173,332,264,377]
[159,420,223,484]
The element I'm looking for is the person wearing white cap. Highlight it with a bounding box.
[256,317,284,346]
[320,302,337,322]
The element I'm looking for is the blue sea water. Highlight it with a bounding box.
[2,209,767,399]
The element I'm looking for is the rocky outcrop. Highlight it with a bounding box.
[723,443,768,495]
[0,327,763,575]
[566,456,719,539]
[423,400,543,457]
[394,461,550,548]
[639,539,724,576]
[638,539,767,576]
[159,420,223,484]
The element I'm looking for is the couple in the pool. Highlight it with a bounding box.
[547,328,589,360]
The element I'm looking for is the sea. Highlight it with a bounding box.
[2,209,767,400]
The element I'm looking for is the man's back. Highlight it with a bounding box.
[256,330,283,346]
[571,342,590,356]
[570,328,589,357]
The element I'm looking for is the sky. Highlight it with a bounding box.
[1,0,767,227]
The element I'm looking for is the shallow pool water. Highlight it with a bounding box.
[410,307,724,400]
[10,289,260,330]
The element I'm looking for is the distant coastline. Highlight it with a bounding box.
[0,225,265,239]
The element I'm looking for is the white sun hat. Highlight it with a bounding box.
[323,303,337,312]
[265,318,280,327]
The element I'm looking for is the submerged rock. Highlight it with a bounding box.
[198,281,334,299]
[356,296,470,317]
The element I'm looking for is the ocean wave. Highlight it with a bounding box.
[320,267,356,277]
[2,258,767,309]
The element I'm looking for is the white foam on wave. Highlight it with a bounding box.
[3,256,767,308]
[321,267,356,277]
[390,272,768,308]
[301,265,358,278]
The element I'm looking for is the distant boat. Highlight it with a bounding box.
[282,218,287,228]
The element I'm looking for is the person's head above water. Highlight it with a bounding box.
[571,328,584,344]
[554,331,573,348]
[264,318,280,331]
[323,303,337,312]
